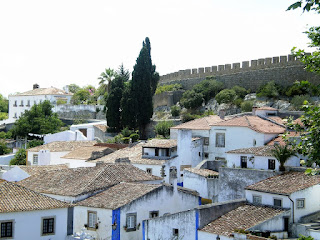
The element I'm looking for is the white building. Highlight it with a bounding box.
[27,141,97,166]
[0,179,71,239]
[74,182,199,240]
[69,121,108,142]
[18,163,162,203]
[226,145,300,171]
[2,164,68,182]
[8,84,72,121]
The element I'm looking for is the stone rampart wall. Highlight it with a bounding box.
[160,55,320,91]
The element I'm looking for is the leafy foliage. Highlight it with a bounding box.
[27,139,44,149]
[11,100,63,138]
[286,81,313,96]
[171,105,181,117]
[271,145,297,170]
[68,84,81,94]
[193,79,224,103]
[257,81,281,98]
[180,90,204,109]
[71,85,97,105]
[9,148,26,165]
[0,94,8,113]
[290,95,312,110]
[215,89,237,104]
[154,121,174,138]
[0,140,10,155]
[241,101,254,112]
[155,84,182,95]
[287,1,320,12]
[297,234,314,240]
[0,112,8,120]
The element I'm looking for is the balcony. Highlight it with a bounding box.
[142,154,178,160]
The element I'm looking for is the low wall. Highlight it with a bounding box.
[53,104,106,120]
[153,90,184,108]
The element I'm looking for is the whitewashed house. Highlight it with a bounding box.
[0,179,72,239]
[254,106,278,118]
[8,84,72,121]
[69,121,108,142]
[226,145,300,171]
[18,163,162,203]
[2,164,68,182]
[74,182,199,240]
[27,141,96,166]
[44,130,87,144]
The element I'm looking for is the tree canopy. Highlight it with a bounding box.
[11,100,63,138]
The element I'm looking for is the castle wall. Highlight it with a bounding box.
[159,55,320,91]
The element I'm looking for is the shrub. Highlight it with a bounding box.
[155,121,174,138]
[171,105,181,117]
[257,81,281,98]
[10,148,26,165]
[27,140,44,149]
[155,84,182,95]
[241,101,254,112]
[215,89,237,104]
[290,95,312,110]
[180,90,204,109]
[193,79,224,103]
[56,99,67,105]
[232,85,248,99]
[286,80,312,97]
[0,140,10,155]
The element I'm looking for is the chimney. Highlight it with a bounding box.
[33,84,39,90]
[252,106,258,116]
[219,109,225,120]
[63,85,69,94]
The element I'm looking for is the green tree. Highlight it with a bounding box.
[9,148,26,165]
[193,79,224,103]
[98,68,116,94]
[27,139,44,149]
[0,94,8,113]
[215,89,237,104]
[11,100,63,138]
[257,81,280,98]
[180,90,204,109]
[0,140,10,155]
[155,121,174,138]
[271,144,297,171]
[68,84,81,94]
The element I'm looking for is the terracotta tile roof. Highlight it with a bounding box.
[268,116,285,125]
[77,182,162,209]
[62,146,114,160]
[227,146,276,157]
[18,164,162,197]
[211,116,285,134]
[93,142,168,165]
[94,124,108,132]
[12,87,73,96]
[184,168,219,177]
[28,141,97,152]
[246,171,320,195]
[267,132,302,146]
[200,204,286,236]
[142,139,177,148]
[19,164,69,175]
[0,180,70,213]
[257,107,278,111]
[171,115,224,130]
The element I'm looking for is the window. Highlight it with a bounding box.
[297,198,305,209]
[204,137,209,145]
[87,211,97,229]
[149,211,159,218]
[155,148,159,156]
[20,100,24,107]
[204,153,209,159]
[173,228,179,237]
[253,195,262,204]
[126,213,137,231]
[253,139,256,146]
[268,159,276,170]
[274,198,282,207]
[33,154,38,165]
[27,100,30,107]
[165,148,170,157]
[13,113,17,119]
[146,168,152,175]
[240,156,247,168]
[42,217,55,235]
[13,101,17,107]
[1,221,13,238]
[215,133,225,147]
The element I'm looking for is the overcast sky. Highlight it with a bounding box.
[0,0,319,98]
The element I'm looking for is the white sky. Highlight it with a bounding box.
[0,0,319,98]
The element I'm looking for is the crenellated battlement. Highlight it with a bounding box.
[160,54,305,83]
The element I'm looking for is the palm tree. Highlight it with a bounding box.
[98,68,116,94]
[271,144,297,171]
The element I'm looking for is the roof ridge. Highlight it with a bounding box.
[78,166,106,194]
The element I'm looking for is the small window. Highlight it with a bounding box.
[253,195,262,204]
[165,148,170,157]
[155,148,159,156]
[33,154,39,165]
[149,211,159,218]
[27,100,30,107]
[14,113,17,119]
[1,221,13,238]
[146,168,152,175]
[274,198,282,207]
[42,217,55,235]
[297,198,305,209]
[253,139,256,146]
[126,213,137,231]
[204,137,209,145]
[268,159,275,170]
[173,228,179,237]
[20,100,24,106]
[240,156,247,168]
[14,101,17,107]
[204,153,209,159]
[216,133,225,148]
[87,211,97,229]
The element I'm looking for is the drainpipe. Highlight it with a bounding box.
[288,195,294,223]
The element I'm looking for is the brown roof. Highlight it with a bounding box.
[267,132,302,146]
[77,183,162,209]
[257,107,278,111]
[19,164,69,175]
[28,141,97,152]
[93,142,168,165]
[171,115,224,130]
[0,180,69,213]
[211,116,285,134]
[94,124,108,133]
[62,146,114,160]
[12,87,73,96]
[18,164,162,197]
[184,168,219,177]
[246,171,320,195]
[200,204,286,236]
[142,139,177,148]
[268,116,285,125]
[227,146,276,157]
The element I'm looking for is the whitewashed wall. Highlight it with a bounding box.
[198,231,232,240]
[0,208,68,240]
[44,130,87,144]
[0,153,14,165]
[2,166,30,182]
